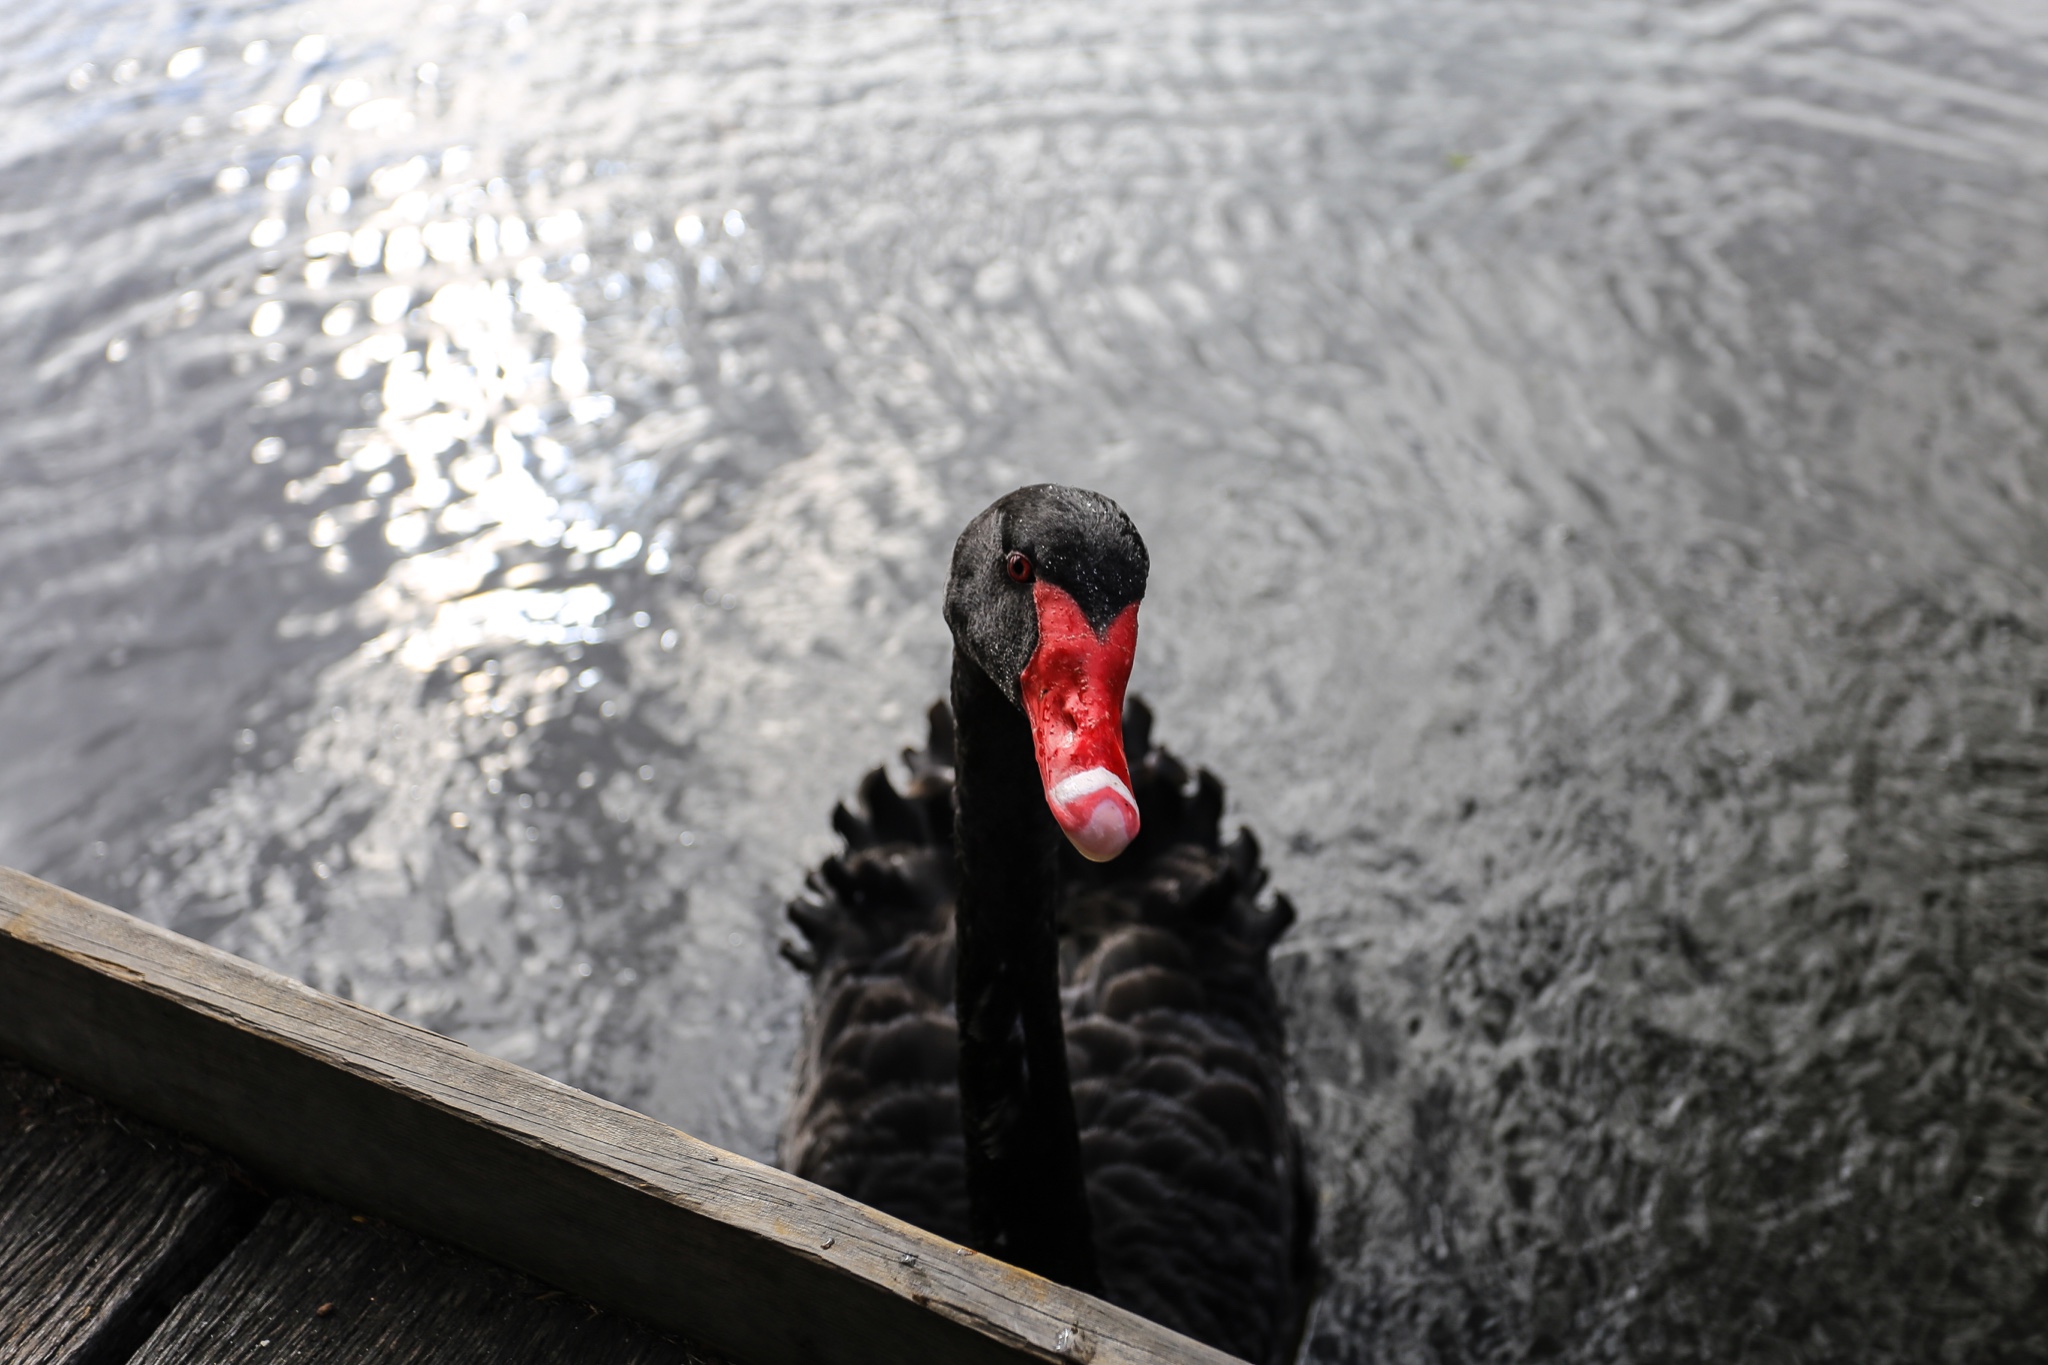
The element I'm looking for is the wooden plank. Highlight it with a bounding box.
[0,1060,261,1365]
[0,868,1242,1365]
[1,1059,720,1365]
[131,1195,715,1365]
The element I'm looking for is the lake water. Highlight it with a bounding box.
[4,1,2046,1358]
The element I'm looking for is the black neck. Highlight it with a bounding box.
[950,652,1101,1292]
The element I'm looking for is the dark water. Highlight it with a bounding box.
[5,1,2047,1358]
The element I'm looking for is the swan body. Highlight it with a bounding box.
[778,487,1314,1363]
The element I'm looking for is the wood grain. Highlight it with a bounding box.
[0,867,1244,1365]
[132,1196,716,1365]
[0,1060,261,1365]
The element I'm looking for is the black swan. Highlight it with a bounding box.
[779,485,1315,1363]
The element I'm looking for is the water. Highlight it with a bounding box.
[5,1,2047,1358]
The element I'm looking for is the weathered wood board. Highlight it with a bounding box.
[1,1060,722,1365]
[131,1196,715,1365]
[0,867,1243,1365]
[0,1061,260,1365]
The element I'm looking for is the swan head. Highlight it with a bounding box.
[945,485,1148,862]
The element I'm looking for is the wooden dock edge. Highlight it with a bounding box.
[0,867,1240,1365]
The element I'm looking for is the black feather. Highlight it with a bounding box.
[779,700,1316,1365]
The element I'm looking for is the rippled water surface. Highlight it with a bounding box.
[6,1,2048,1358]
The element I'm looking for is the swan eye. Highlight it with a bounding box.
[1005,551,1034,583]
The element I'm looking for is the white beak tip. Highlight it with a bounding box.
[1048,768,1140,862]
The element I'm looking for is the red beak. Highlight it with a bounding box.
[1018,583,1140,862]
